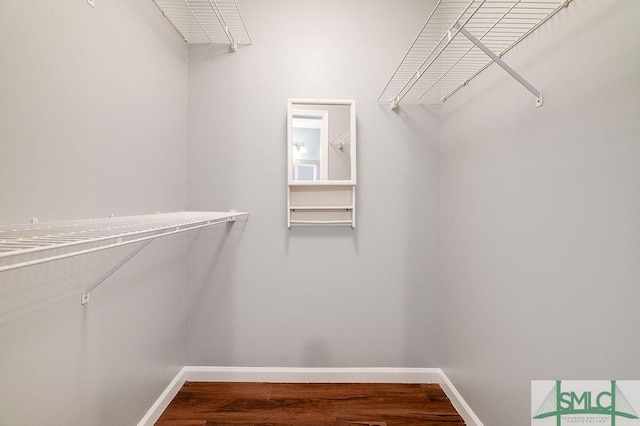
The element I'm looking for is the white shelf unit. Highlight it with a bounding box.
[0,211,248,303]
[379,0,571,108]
[288,183,356,229]
[151,0,251,48]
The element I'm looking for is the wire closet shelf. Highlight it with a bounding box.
[151,0,251,48]
[379,0,571,108]
[0,211,248,274]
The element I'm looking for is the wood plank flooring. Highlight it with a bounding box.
[156,382,465,425]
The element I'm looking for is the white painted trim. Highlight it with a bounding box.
[182,366,442,383]
[138,367,483,426]
[137,367,187,426]
[439,370,485,426]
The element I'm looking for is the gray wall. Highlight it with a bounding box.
[185,0,441,368]
[4,1,632,424]
[440,1,640,425]
[0,0,189,424]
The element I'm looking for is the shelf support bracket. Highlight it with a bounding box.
[81,233,163,305]
[389,97,399,111]
[456,25,544,107]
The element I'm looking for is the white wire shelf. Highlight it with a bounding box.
[0,211,248,274]
[151,0,251,47]
[379,0,571,108]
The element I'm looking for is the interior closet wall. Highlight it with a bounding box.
[185,0,441,368]
[0,0,189,424]
[440,1,640,425]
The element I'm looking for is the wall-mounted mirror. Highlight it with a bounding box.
[287,99,357,228]
[288,99,356,184]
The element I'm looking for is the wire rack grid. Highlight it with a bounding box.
[379,0,569,107]
[0,211,248,273]
[151,0,251,45]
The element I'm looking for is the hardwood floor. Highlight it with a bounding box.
[156,382,465,425]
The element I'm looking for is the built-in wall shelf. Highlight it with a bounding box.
[379,0,572,109]
[288,184,356,228]
[289,206,353,211]
[151,0,251,49]
[0,211,248,303]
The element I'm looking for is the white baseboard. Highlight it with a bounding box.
[439,370,485,426]
[137,367,188,426]
[181,366,443,383]
[138,366,483,426]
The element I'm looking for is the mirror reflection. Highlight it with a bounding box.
[291,103,352,181]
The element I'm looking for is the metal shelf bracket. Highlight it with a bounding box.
[81,237,158,305]
[455,25,543,107]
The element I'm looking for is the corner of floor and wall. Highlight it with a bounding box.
[1,0,639,425]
